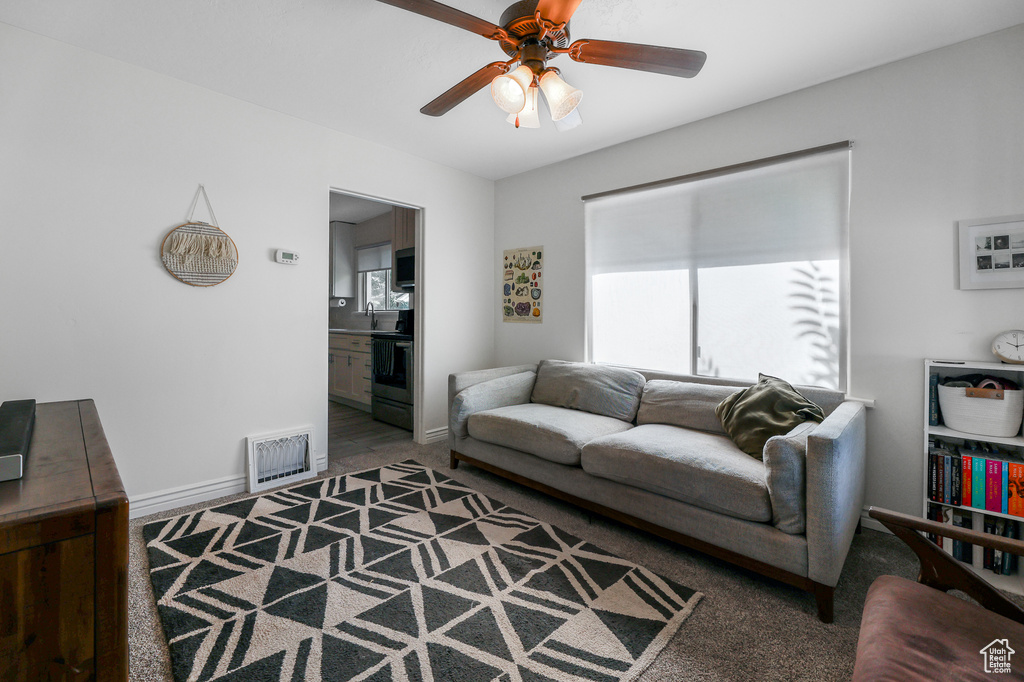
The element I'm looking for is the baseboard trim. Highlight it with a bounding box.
[130,474,247,519]
[423,427,447,444]
[131,450,328,520]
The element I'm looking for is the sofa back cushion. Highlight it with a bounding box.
[531,360,646,423]
[636,380,737,434]
[764,420,817,534]
[637,369,845,417]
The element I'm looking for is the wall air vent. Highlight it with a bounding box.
[246,426,316,493]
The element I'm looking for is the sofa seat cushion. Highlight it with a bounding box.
[853,575,1024,681]
[580,424,772,523]
[467,403,634,466]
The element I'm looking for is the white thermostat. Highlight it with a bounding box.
[275,249,300,264]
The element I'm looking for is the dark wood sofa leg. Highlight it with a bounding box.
[813,583,835,623]
[449,450,459,470]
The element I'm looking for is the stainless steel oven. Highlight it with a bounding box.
[371,332,413,431]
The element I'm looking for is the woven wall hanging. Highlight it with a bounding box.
[161,185,238,287]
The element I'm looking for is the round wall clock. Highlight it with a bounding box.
[992,330,1024,364]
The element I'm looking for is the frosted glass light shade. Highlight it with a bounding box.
[540,94,582,132]
[553,105,582,131]
[539,70,582,121]
[491,65,534,114]
[505,86,540,128]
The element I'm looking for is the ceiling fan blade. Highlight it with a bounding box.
[375,0,505,39]
[535,0,584,25]
[420,62,510,117]
[569,39,707,78]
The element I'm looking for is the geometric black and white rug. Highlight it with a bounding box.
[144,460,702,681]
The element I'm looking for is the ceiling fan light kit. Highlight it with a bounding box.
[377,0,705,131]
[538,68,582,121]
[506,86,541,128]
[491,64,535,113]
[545,95,583,131]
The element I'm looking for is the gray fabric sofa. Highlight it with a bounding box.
[447,360,867,622]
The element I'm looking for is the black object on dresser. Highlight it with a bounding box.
[0,399,35,482]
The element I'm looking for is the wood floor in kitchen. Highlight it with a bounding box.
[328,401,411,459]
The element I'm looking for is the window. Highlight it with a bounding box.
[356,244,409,311]
[584,144,850,390]
[360,270,410,310]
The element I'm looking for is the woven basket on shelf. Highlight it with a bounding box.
[937,384,1024,438]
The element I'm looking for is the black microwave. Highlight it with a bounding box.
[394,247,415,288]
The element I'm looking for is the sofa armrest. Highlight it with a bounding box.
[447,366,537,448]
[448,365,538,414]
[805,400,868,587]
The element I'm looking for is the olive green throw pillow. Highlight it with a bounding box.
[715,374,825,459]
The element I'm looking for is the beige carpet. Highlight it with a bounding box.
[130,440,920,681]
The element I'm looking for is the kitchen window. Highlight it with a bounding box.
[584,143,851,390]
[356,244,409,311]
[360,270,410,311]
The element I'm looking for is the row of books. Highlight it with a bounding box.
[927,439,1024,516]
[927,505,1019,575]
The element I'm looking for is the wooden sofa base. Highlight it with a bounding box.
[451,449,836,623]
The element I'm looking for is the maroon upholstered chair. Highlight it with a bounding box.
[853,507,1024,681]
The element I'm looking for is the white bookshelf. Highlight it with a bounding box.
[924,359,1024,596]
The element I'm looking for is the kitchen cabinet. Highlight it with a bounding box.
[392,207,415,251]
[391,207,415,293]
[329,350,353,397]
[330,221,355,298]
[329,333,372,407]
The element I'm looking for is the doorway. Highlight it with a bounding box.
[327,190,421,457]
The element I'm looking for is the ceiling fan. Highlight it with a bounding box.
[375,0,707,129]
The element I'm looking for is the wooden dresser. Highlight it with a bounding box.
[0,400,128,681]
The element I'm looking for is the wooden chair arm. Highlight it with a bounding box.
[868,506,1024,625]
[869,507,1024,556]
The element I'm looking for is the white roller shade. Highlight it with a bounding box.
[585,147,850,274]
[356,243,391,272]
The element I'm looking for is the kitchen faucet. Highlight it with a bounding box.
[365,302,377,330]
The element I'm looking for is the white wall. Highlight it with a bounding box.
[494,25,1024,516]
[0,23,495,507]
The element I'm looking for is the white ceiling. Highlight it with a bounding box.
[3,1,1023,180]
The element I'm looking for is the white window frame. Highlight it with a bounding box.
[583,142,851,391]
[358,268,409,312]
